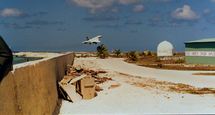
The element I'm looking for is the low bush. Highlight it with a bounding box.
[175,59,185,64]
[143,50,152,56]
[127,51,139,61]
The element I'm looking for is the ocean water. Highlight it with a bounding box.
[13,56,43,64]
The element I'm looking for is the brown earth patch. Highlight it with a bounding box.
[117,72,215,95]
[193,73,215,76]
[125,55,215,71]
[130,79,215,95]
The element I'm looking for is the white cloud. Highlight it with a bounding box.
[0,8,23,17]
[111,8,119,13]
[71,0,140,13]
[153,0,171,2]
[133,4,144,12]
[160,0,171,2]
[211,0,215,3]
[71,0,114,13]
[118,0,139,5]
[171,5,199,20]
[203,9,211,15]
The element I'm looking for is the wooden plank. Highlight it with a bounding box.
[68,74,87,84]
[58,83,82,102]
[59,74,86,85]
[60,75,75,84]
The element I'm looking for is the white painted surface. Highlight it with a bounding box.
[186,51,215,57]
[157,41,174,57]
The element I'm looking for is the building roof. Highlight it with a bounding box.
[185,38,215,43]
[157,41,174,50]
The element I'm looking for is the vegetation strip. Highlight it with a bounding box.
[117,72,215,95]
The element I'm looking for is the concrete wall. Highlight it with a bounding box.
[0,53,75,115]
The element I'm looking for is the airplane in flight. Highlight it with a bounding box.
[82,35,102,44]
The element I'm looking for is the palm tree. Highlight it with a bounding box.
[97,44,109,59]
[113,49,121,57]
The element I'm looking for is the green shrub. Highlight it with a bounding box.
[127,51,139,61]
[157,64,163,68]
[175,59,185,64]
[143,50,152,56]
[139,52,145,56]
[156,57,161,62]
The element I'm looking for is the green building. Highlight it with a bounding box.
[185,38,215,65]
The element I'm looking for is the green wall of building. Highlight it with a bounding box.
[185,56,215,64]
[185,42,215,65]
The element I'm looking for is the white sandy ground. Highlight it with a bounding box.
[59,57,215,114]
[14,52,62,58]
[13,52,68,70]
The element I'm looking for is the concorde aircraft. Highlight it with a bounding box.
[82,35,102,44]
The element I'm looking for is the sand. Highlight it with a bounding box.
[59,57,215,114]
[13,52,64,69]
[14,52,62,58]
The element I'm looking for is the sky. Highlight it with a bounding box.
[1,0,215,52]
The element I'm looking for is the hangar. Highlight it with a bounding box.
[185,38,215,65]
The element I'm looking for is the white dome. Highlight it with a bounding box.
[157,41,174,57]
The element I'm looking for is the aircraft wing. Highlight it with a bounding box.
[82,41,89,44]
[90,36,101,43]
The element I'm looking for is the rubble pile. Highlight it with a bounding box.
[67,66,112,84]
[58,65,112,102]
[94,76,112,84]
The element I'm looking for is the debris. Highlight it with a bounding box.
[58,74,96,102]
[95,85,103,92]
[58,82,82,102]
[75,66,83,73]
[108,83,121,89]
[80,76,96,100]
[58,75,86,102]
[83,69,107,76]
[59,65,111,101]
[94,76,112,84]
[164,95,170,99]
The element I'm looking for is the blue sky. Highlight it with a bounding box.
[1,0,215,52]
